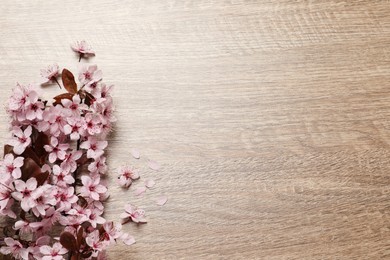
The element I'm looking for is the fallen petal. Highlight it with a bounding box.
[145,179,155,189]
[134,186,146,196]
[156,196,168,206]
[130,149,140,159]
[148,160,160,171]
[122,235,136,245]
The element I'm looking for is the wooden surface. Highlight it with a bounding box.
[1,1,390,259]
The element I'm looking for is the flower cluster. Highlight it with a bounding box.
[0,42,138,259]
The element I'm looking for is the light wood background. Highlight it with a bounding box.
[1,0,390,259]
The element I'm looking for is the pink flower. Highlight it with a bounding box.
[14,220,32,236]
[117,166,139,188]
[84,113,102,135]
[61,94,88,116]
[101,222,123,242]
[86,230,109,253]
[40,64,60,84]
[60,150,82,173]
[0,180,14,210]
[71,40,95,55]
[46,105,71,137]
[0,237,29,259]
[120,204,146,224]
[12,178,38,211]
[1,154,24,179]
[80,175,107,201]
[78,65,102,88]
[40,242,68,260]
[31,185,56,217]
[7,126,32,155]
[25,91,44,120]
[80,136,107,159]
[0,197,16,218]
[88,156,107,175]
[63,116,86,140]
[52,165,75,187]
[85,207,106,228]
[44,137,69,163]
[54,187,78,211]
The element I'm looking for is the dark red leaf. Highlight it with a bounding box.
[81,251,92,259]
[84,92,95,106]
[60,232,78,251]
[33,170,49,186]
[21,147,41,166]
[3,145,14,157]
[34,131,49,159]
[62,69,77,94]
[20,158,41,182]
[53,93,74,105]
[77,196,88,208]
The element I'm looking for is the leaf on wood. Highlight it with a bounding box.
[60,232,78,252]
[84,92,95,106]
[33,170,49,186]
[53,93,74,105]
[62,69,77,94]
[21,158,41,181]
[77,196,88,208]
[3,145,14,157]
[34,131,49,159]
[22,147,41,166]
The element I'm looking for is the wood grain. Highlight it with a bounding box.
[1,0,390,259]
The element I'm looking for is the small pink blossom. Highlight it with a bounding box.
[0,154,24,179]
[44,137,69,163]
[40,64,60,84]
[84,112,102,135]
[80,175,107,201]
[13,220,32,235]
[80,136,107,159]
[78,65,102,88]
[71,40,95,55]
[85,207,106,228]
[88,156,107,174]
[0,237,29,259]
[0,180,14,210]
[12,178,38,211]
[25,91,44,120]
[61,94,87,116]
[120,204,147,224]
[40,242,68,260]
[54,187,78,211]
[52,165,75,187]
[46,105,71,137]
[8,126,32,155]
[63,116,86,140]
[86,230,109,253]
[117,166,139,188]
[60,150,82,173]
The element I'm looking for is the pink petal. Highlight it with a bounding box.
[156,196,168,206]
[145,179,155,189]
[122,235,136,245]
[134,186,146,196]
[130,149,140,159]
[148,160,160,171]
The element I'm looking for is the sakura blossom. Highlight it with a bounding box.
[78,64,102,89]
[40,63,60,84]
[0,154,24,179]
[40,242,68,260]
[0,43,166,260]
[71,40,95,56]
[80,136,108,159]
[118,165,139,188]
[44,137,69,163]
[7,126,32,155]
[120,204,147,224]
[80,175,107,201]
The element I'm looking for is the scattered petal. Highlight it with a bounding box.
[130,149,140,159]
[134,186,146,196]
[145,179,155,189]
[148,160,160,171]
[122,235,136,245]
[156,196,168,206]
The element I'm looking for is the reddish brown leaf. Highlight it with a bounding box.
[62,69,77,94]
[34,131,49,159]
[77,226,84,247]
[60,232,78,252]
[3,145,14,157]
[21,158,41,182]
[84,92,95,106]
[53,93,74,105]
[22,147,41,166]
[33,171,49,186]
[77,196,88,208]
